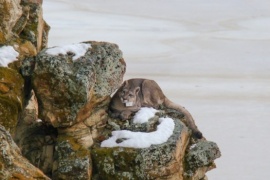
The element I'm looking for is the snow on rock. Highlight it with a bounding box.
[0,46,19,67]
[36,119,43,123]
[46,43,91,60]
[101,112,175,148]
[133,107,158,124]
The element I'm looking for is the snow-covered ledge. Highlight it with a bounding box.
[91,107,221,180]
[0,46,19,67]
[101,108,175,148]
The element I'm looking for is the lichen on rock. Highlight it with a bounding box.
[52,136,92,180]
[184,141,221,180]
[32,41,125,128]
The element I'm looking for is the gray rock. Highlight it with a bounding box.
[52,138,92,180]
[184,141,221,179]
[32,41,125,127]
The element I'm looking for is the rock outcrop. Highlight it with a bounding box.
[32,41,125,128]
[0,0,221,179]
[184,141,220,180]
[0,0,50,70]
[91,109,221,180]
[29,41,125,179]
[0,0,53,178]
[0,0,50,134]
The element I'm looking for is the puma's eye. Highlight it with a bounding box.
[128,94,133,97]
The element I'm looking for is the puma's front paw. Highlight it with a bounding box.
[120,111,132,120]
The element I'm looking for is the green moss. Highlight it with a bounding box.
[0,98,18,131]
[0,67,24,134]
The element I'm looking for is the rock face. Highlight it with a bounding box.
[0,125,50,180]
[30,41,125,179]
[0,0,50,134]
[0,0,23,44]
[184,141,221,180]
[0,0,50,70]
[0,0,221,179]
[0,0,52,178]
[14,91,57,177]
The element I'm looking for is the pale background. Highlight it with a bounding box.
[43,0,270,179]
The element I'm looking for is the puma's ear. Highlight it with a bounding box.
[123,80,129,87]
[135,87,140,94]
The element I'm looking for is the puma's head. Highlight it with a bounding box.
[119,81,140,107]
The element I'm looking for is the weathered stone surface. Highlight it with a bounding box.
[0,0,50,70]
[0,0,23,44]
[20,0,50,52]
[91,114,191,180]
[0,125,50,180]
[91,109,221,180]
[14,91,57,178]
[184,141,221,180]
[28,41,125,179]
[52,133,92,180]
[0,67,24,136]
[32,41,125,128]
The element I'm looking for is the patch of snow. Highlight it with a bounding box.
[46,43,91,60]
[36,119,43,123]
[0,46,19,67]
[133,107,158,124]
[101,117,174,148]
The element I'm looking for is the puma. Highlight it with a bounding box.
[109,78,203,139]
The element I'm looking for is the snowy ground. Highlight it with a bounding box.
[43,0,270,179]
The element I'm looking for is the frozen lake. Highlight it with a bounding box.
[43,0,270,179]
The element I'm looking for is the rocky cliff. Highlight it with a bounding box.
[0,0,221,179]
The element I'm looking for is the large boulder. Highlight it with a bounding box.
[184,141,221,180]
[32,41,125,128]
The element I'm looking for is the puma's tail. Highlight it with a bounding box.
[164,98,203,139]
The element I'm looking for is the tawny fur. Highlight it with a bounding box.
[109,78,202,138]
